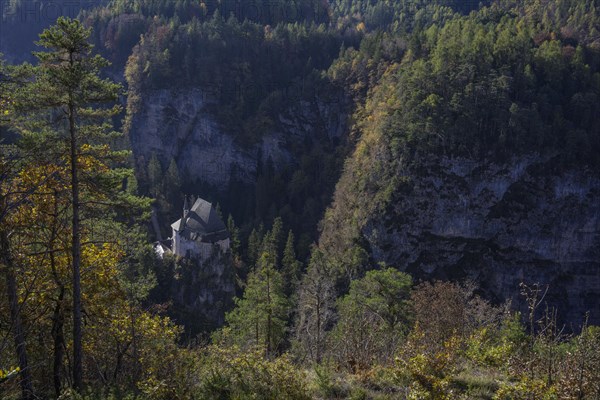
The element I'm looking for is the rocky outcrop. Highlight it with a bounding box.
[168,252,236,335]
[362,155,600,326]
[128,88,348,187]
[128,89,255,185]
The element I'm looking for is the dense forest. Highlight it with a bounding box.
[1,0,600,399]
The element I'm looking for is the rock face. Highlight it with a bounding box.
[128,88,347,187]
[129,89,255,185]
[169,253,236,335]
[363,155,600,326]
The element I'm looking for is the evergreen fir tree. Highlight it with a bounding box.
[164,158,181,198]
[247,228,262,267]
[147,153,162,198]
[270,216,285,265]
[224,252,289,357]
[227,214,241,257]
[282,230,301,296]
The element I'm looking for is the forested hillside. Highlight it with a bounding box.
[1,0,600,399]
[317,0,600,322]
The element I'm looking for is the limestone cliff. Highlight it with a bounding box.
[128,89,255,186]
[158,252,236,336]
[127,88,347,188]
[322,153,600,326]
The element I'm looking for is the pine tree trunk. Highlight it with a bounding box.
[266,268,272,358]
[51,287,65,397]
[49,191,66,397]
[1,230,34,400]
[130,302,140,383]
[315,295,321,364]
[69,80,83,390]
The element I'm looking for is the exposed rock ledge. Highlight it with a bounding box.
[128,88,347,187]
[364,155,600,326]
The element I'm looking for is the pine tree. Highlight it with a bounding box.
[163,158,181,197]
[330,268,412,368]
[224,252,289,357]
[295,248,336,364]
[261,230,276,267]
[147,153,162,198]
[9,17,149,391]
[247,228,262,267]
[162,158,181,215]
[271,217,285,262]
[259,217,284,270]
[227,214,241,257]
[282,230,301,296]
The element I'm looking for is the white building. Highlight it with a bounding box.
[167,196,230,259]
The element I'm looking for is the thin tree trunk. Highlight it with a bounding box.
[266,267,272,358]
[1,230,34,400]
[50,190,65,397]
[51,287,65,397]
[129,302,140,384]
[113,342,131,382]
[69,66,83,390]
[315,294,321,364]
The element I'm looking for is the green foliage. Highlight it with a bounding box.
[328,0,482,33]
[10,16,150,222]
[221,252,290,356]
[227,214,241,258]
[451,369,503,400]
[0,17,177,398]
[282,230,302,296]
[309,363,352,399]
[260,217,285,268]
[294,247,337,364]
[493,377,557,400]
[400,334,463,400]
[329,268,413,370]
[246,227,263,267]
[56,387,141,400]
[0,367,19,383]
[465,313,527,369]
[197,346,310,400]
[350,268,413,331]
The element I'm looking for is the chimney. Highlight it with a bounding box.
[181,195,190,230]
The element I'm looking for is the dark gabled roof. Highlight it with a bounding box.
[171,198,228,242]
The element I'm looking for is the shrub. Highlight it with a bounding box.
[197,346,310,399]
[493,377,557,400]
